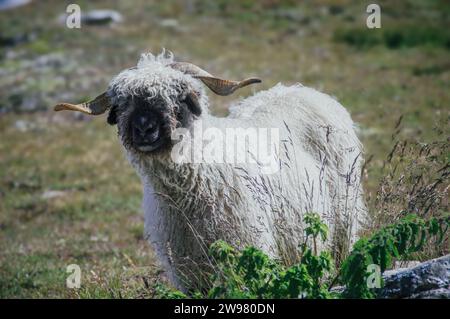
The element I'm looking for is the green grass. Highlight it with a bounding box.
[0,0,449,298]
[334,25,450,50]
[0,116,156,298]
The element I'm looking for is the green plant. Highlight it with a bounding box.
[341,214,449,298]
[154,283,188,299]
[154,213,448,299]
[157,212,334,299]
[303,212,329,255]
[207,213,334,299]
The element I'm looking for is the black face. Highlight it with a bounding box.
[107,94,201,154]
[130,107,167,152]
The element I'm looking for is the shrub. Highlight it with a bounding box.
[155,212,335,299]
[206,213,334,298]
[154,213,449,299]
[341,214,449,298]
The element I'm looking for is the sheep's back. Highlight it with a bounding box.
[227,83,366,258]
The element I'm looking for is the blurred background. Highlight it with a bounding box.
[0,0,448,298]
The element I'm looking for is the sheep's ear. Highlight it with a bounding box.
[107,105,119,125]
[184,92,202,116]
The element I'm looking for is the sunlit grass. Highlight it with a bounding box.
[0,0,448,298]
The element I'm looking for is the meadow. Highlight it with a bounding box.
[0,0,448,298]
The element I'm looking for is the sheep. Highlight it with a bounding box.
[54,50,367,291]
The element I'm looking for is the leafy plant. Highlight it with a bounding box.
[341,214,449,298]
[153,283,188,299]
[154,213,448,299]
[156,212,334,299]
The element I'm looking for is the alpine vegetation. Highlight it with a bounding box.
[54,50,367,291]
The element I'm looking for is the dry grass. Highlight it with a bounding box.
[365,117,449,259]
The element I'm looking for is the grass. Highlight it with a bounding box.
[0,115,158,298]
[0,0,449,298]
[334,25,450,50]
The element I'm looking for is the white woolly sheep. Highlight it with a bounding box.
[54,50,367,291]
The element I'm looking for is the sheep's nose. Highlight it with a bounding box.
[133,116,155,135]
[132,115,159,145]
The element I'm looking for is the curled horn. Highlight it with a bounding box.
[169,62,261,96]
[54,92,111,115]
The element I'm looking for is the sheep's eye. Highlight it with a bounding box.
[107,105,119,125]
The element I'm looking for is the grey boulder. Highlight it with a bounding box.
[379,254,450,299]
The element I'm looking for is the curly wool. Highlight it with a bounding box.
[108,50,210,117]
[107,51,367,291]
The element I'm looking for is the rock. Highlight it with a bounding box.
[0,0,31,11]
[20,94,42,112]
[14,119,34,132]
[0,53,73,114]
[379,255,450,299]
[393,260,421,269]
[32,53,65,69]
[7,92,47,113]
[159,18,179,28]
[410,288,450,299]
[157,19,187,33]
[90,235,109,242]
[81,9,123,25]
[329,285,345,295]
[58,9,123,26]
[331,255,450,298]
[41,190,67,200]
